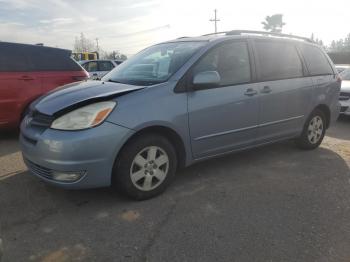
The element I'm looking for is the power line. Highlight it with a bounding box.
[209,9,220,34]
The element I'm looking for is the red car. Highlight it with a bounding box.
[0,42,88,129]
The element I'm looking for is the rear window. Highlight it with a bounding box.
[0,43,82,72]
[99,61,114,71]
[255,41,303,81]
[83,61,98,72]
[300,45,334,76]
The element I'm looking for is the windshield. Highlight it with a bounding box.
[340,68,350,80]
[102,41,206,86]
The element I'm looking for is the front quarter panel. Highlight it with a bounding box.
[106,82,193,165]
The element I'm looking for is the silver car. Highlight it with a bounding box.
[340,68,350,115]
[20,30,341,200]
[79,59,118,79]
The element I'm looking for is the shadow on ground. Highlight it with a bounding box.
[327,115,350,140]
[0,130,19,158]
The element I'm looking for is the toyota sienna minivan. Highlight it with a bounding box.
[20,30,341,200]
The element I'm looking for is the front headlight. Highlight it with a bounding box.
[51,101,116,130]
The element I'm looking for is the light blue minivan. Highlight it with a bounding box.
[20,30,341,200]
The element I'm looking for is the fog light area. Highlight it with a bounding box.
[52,171,85,182]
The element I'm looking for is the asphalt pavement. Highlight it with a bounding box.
[1,117,350,262]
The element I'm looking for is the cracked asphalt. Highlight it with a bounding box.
[1,117,350,262]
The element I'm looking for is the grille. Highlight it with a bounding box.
[24,158,53,179]
[339,92,350,101]
[21,134,37,145]
[28,110,54,128]
[340,106,349,113]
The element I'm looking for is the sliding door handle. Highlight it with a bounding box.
[244,88,258,96]
[260,86,272,94]
[261,86,272,94]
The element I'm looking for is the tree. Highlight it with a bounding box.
[101,50,127,60]
[73,33,96,53]
[72,33,128,60]
[328,33,350,52]
[262,14,286,33]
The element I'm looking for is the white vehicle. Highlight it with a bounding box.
[340,68,350,115]
[79,60,119,79]
[335,64,350,73]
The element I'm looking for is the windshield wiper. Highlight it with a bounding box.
[106,79,123,84]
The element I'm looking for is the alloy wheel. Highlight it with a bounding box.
[130,146,169,191]
[307,115,323,144]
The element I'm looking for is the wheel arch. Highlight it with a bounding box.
[313,104,331,128]
[116,125,188,170]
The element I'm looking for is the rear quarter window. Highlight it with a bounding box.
[255,40,303,81]
[29,48,82,71]
[300,45,334,76]
[0,44,31,72]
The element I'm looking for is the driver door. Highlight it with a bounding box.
[187,41,260,159]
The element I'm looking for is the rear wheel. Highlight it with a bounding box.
[296,109,326,150]
[112,134,177,200]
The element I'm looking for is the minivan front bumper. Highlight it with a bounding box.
[20,120,134,189]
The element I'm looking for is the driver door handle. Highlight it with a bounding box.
[18,76,34,81]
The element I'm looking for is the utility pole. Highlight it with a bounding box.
[209,9,220,34]
[95,37,99,51]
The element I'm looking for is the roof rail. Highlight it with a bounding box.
[225,30,314,43]
[202,31,230,37]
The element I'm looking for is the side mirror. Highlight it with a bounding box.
[192,71,221,90]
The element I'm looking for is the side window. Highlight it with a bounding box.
[0,45,32,72]
[193,41,251,86]
[99,61,114,71]
[86,61,98,72]
[300,45,333,76]
[255,41,303,81]
[29,48,81,71]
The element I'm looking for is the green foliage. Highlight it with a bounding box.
[261,14,286,33]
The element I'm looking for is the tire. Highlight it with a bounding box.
[112,134,178,200]
[295,109,326,150]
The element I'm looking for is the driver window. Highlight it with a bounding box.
[193,42,251,86]
[85,61,98,72]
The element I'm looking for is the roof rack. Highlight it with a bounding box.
[203,30,314,43]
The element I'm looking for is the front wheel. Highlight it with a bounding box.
[295,109,326,150]
[112,134,177,200]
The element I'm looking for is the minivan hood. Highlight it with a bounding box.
[341,80,350,92]
[32,81,144,115]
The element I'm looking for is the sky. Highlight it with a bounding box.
[0,0,349,56]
